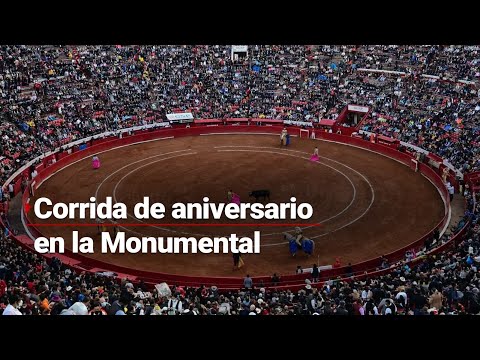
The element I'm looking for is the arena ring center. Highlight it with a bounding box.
[96,143,375,246]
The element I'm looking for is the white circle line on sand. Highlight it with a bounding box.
[35,136,175,190]
[111,152,203,237]
[215,146,376,240]
[111,149,370,247]
[215,149,358,236]
[113,151,320,239]
[94,149,194,200]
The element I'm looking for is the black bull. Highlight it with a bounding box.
[249,190,270,201]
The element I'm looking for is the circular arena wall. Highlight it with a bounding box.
[15,125,450,290]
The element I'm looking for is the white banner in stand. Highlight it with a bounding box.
[284,120,313,127]
[232,45,248,52]
[166,112,194,121]
[347,105,369,113]
[155,283,172,297]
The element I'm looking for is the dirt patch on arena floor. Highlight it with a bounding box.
[27,135,445,277]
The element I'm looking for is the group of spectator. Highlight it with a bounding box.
[0,188,477,315]
[1,45,479,188]
[1,45,480,314]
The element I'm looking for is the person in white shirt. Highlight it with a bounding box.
[31,169,38,180]
[365,298,379,315]
[395,290,408,306]
[167,295,183,315]
[2,294,23,315]
[446,182,454,201]
[361,288,372,301]
[69,301,89,315]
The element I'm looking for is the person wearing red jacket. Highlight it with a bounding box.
[0,279,6,298]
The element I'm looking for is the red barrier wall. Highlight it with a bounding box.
[2,124,458,289]
[465,171,480,191]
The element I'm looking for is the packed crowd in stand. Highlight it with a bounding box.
[1,45,479,186]
[1,45,480,314]
[0,189,478,315]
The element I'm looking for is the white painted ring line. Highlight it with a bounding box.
[215,148,375,242]
[36,136,175,190]
[28,134,374,248]
[24,132,445,271]
[94,149,193,200]
[111,149,371,246]
[113,150,357,241]
[215,149,361,236]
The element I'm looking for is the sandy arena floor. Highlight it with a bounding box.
[27,134,445,276]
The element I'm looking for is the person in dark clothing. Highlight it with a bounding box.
[113,221,119,237]
[346,263,353,277]
[424,236,433,251]
[311,264,319,283]
[365,299,377,315]
[410,291,427,310]
[323,301,333,315]
[233,253,240,270]
[271,273,281,286]
[108,294,129,315]
[384,299,396,315]
[335,300,349,315]
[372,286,385,303]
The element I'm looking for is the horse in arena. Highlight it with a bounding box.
[249,190,270,202]
[284,232,315,257]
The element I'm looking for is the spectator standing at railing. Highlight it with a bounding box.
[27,178,33,197]
[311,264,319,282]
[21,175,27,193]
[447,182,455,201]
[243,274,253,290]
[345,263,353,277]
[380,255,389,269]
[8,182,13,199]
[271,273,281,286]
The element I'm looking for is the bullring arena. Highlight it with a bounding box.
[22,125,446,284]
[2,45,480,316]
